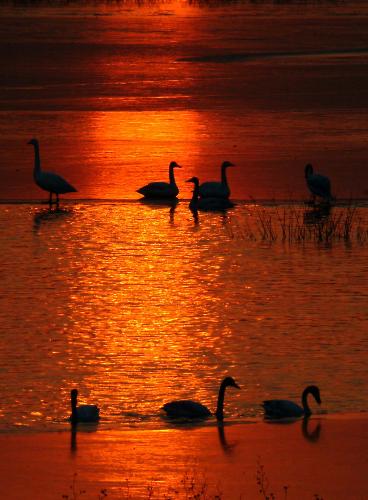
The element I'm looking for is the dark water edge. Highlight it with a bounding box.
[0,0,352,6]
[1,198,368,206]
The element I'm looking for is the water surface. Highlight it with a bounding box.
[0,0,367,433]
[0,202,367,431]
[1,0,368,199]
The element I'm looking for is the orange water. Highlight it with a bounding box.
[1,0,368,200]
[0,202,367,431]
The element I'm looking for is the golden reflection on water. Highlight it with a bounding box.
[0,203,367,430]
[76,110,204,200]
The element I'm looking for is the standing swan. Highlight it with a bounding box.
[199,161,235,199]
[163,377,240,421]
[137,161,181,199]
[187,177,234,211]
[28,138,77,205]
[262,385,322,419]
[305,164,332,203]
[70,389,100,424]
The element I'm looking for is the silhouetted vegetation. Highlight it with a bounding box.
[226,203,368,245]
[62,466,326,498]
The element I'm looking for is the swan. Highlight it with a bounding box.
[187,177,234,211]
[198,161,235,199]
[163,376,240,421]
[262,385,322,419]
[305,164,333,203]
[137,161,181,199]
[69,389,100,424]
[28,139,77,205]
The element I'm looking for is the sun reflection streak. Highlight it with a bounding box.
[76,111,204,200]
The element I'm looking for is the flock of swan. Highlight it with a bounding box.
[27,138,326,425]
[28,139,333,208]
[69,380,322,425]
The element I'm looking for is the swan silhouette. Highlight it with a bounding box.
[163,377,240,421]
[137,161,181,199]
[70,389,100,424]
[187,177,234,211]
[198,161,235,199]
[28,139,77,205]
[305,164,333,203]
[262,385,322,419]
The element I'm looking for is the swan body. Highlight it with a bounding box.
[70,389,100,424]
[262,385,321,419]
[163,376,240,421]
[28,139,77,205]
[305,164,332,202]
[198,161,235,199]
[137,161,181,199]
[187,177,234,212]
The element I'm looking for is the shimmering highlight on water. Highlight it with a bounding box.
[0,202,367,431]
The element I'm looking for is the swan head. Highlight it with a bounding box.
[222,161,235,169]
[186,176,199,186]
[305,163,314,178]
[222,376,240,389]
[305,385,321,404]
[28,138,39,146]
[71,389,78,402]
[169,161,181,169]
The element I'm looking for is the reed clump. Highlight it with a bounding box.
[227,203,368,244]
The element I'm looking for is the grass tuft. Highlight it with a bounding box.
[226,203,368,245]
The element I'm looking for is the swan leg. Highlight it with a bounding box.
[48,192,53,206]
[56,193,60,207]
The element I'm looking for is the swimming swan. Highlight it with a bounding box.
[70,389,100,424]
[198,161,235,199]
[137,161,181,199]
[28,138,77,205]
[187,177,234,211]
[163,377,240,421]
[305,164,332,203]
[262,385,322,419]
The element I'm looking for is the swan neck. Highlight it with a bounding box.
[71,395,78,422]
[169,165,177,186]
[33,143,41,175]
[221,165,228,187]
[215,381,227,421]
[302,389,311,416]
[191,181,199,203]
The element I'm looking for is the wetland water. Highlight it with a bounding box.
[0,202,367,431]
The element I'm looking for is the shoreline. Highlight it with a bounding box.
[1,413,367,499]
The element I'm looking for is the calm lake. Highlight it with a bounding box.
[0,0,367,433]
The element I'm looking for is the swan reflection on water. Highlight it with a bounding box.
[263,416,322,444]
[301,417,322,443]
[70,422,99,455]
[33,206,73,232]
[303,203,331,225]
[138,197,178,223]
[217,423,238,454]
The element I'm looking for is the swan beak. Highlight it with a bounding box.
[234,382,240,389]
